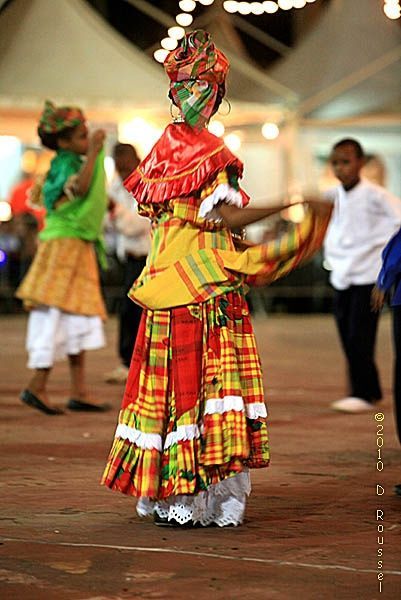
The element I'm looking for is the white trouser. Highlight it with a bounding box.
[26,306,105,369]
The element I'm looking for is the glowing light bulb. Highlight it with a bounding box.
[119,119,162,157]
[161,37,178,51]
[153,48,169,63]
[238,2,252,14]
[0,201,12,222]
[198,0,215,5]
[263,1,279,14]
[223,1,238,12]
[176,13,194,27]
[209,120,225,137]
[261,122,279,140]
[293,0,306,7]
[250,2,264,14]
[287,203,305,223]
[168,26,186,40]
[179,0,196,11]
[384,3,401,19]
[224,133,241,152]
[278,0,293,10]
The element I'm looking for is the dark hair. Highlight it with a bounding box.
[212,83,226,116]
[333,138,365,159]
[113,143,139,161]
[38,126,76,151]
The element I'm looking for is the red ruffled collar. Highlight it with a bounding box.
[124,123,244,204]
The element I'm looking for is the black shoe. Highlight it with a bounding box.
[20,389,64,415]
[153,513,194,528]
[67,398,111,412]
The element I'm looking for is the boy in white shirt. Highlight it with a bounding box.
[324,138,401,413]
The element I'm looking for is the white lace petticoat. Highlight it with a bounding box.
[136,470,251,527]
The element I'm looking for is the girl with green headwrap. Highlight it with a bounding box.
[16,100,109,415]
[102,31,331,527]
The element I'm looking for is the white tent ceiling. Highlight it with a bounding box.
[0,0,169,138]
[0,0,400,142]
[268,0,401,122]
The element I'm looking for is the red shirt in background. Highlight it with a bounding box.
[9,178,46,230]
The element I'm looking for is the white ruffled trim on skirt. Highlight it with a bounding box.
[205,396,267,418]
[164,424,200,449]
[199,184,243,222]
[115,399,266,450]
[115,423,201,451]
[115,424,162,451]
[136,470,251,527]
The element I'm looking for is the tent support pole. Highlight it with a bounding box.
[297,45,401,117]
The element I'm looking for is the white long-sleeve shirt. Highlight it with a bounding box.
[323,179,401,290]
[109,177,151,261]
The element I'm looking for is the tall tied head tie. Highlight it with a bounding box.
[164,30,229,131]
[38,100,85,136]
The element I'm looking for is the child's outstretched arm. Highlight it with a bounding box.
[216,201,293,229]
[216,195,330,229]
[75,129,105,197]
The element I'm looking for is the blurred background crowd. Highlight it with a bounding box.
[0,0,400,315]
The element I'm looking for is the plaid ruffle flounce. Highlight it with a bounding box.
[102,290,269,499]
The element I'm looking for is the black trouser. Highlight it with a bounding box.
[392,305,401,444]
[333,284,382,403]
[119,255,147,368]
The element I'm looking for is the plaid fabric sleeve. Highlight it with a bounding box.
[200,170,229,202]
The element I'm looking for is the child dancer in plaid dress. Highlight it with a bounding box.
[102,30,331,527]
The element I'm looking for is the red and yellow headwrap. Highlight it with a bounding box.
[37,100,85,136]
[164,29,229,131]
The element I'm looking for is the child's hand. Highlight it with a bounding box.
[371,285,385,312]
[88,129,106,155]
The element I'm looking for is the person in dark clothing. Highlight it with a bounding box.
[104,143,151,383]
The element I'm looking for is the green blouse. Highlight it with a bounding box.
[40,149,108,268]
[42,149,83,212]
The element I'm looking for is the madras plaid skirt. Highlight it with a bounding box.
[16,238,106,319]
[102,290,269,499]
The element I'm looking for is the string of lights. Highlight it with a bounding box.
[151,1,319,147]
[154,1,399,64]
[153,1,322,64]
[150,0,400,149]
[383,0,401,19]
[223,1,316,15]
[154,0,399,65]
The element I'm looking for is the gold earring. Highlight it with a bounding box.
[170,101,177,118]
[218,97,231,117]
[170,102,184,123]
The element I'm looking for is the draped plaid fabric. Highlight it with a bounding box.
[164,29,229,130]
[102,179,331,500]
[127,193,330,310]
[102,113,331,503]
[38,99,85,136]
[102,291,269,499]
